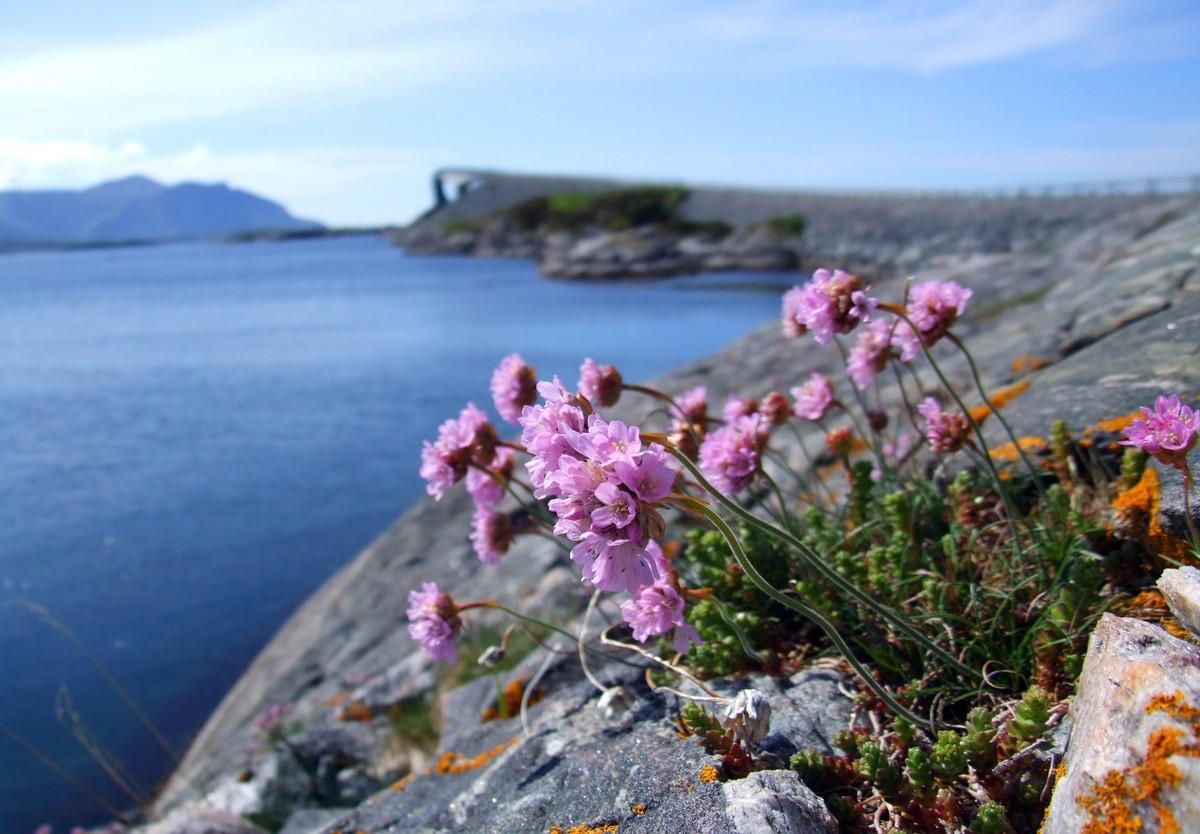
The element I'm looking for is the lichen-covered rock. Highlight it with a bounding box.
[1042,614,1200,833]
[277,808,350,834]
[721,770,837,834]
[1158,566,1200,639]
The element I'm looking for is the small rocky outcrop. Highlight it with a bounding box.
[1042,614,1200,833]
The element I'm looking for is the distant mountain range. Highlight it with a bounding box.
[0,176,320,244]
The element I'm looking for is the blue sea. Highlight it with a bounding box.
[0,236,789,832]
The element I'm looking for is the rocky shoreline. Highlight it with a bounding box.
[123,191,1200,834]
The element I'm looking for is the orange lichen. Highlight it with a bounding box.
[481,677,543,722]
[434,736,517,775]
[1086,410,1143,436]
[989,435,1048,461]
[567,825,619,834]
[328,692,348,708]
[971,380,1033,424]
[1012,354,1053,374]
[1076,691,1200,834]
[699,763,721,783]
[1110,467,1191,563]
[338,701,374,722]
[389,774,416,792]
[631,803,646,815]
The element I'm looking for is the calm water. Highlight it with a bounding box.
[0,236,788,831]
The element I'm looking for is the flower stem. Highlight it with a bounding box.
[671,493,929,728]
[665,448,982,682]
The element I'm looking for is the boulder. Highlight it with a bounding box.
[1042,614,1200,833]
[721,770,837,834]
[1158,566,1200,638]
[138,804,266,834]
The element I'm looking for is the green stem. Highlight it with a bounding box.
[946,332,1048,504]
[675,495,929,728]
[667,448,981,682]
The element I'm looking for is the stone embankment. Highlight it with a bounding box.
[140,192,1200,833]
[395,169,1175,279]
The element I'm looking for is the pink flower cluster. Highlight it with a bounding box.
[579,358,623,408]
[520,380,677,593]
[254,702,294,736]
[406,582,462,664]
[419,403,498,500]
[918,397,971,454]
[699,413,770,494]
[470,507,513,565]
[781,268,878,344]
[847,319,902,390]
[791,373,835,421]
[1121,394,1199,470]
[490,352,538,424]
[894,280,973,359]
[620,579,702,654]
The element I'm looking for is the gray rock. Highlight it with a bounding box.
[1158,566,1200,638]
[721,770,837,834]
[204,750,312,830]
[138,804,266,834]
[277,809,351,834]
[1042,614,1200,833]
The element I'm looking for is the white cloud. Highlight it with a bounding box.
[0,138,147,189]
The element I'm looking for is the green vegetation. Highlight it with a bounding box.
[498,186,692,232]
[765,213,807,238]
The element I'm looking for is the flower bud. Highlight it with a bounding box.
[759,391,791,426]
[826,426,855,458]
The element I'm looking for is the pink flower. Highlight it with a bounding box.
[671,385,709,425]
[466,447,515,510]
[907,280,972,342]
[579,358,623,408]
[490,353,539,424]
[519,378,589,495]
[759,391,792,426]
[620,580,702,654]
[918,397,971,454]
[791,373,835,421]
[781,285,810,338]
[419,403,498,500]
[406,582,462,664]
[699,413,769,494]
[34,827,52,834]
[783,268,879,344]
[669,386,709,459]
[723,396,758,422]
[1121,394,1200,471]
[522,387,675,594]
[470,507,513,564]
[255,702,294,736]
[846,319,900,390]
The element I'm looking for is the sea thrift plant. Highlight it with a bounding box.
[918,397,971,454]
[470,507,513,564]
[578,358,623,407]
[521,385,676,592]
[464,446,515,510]
[669,385,709,458]
[846,318,902,390]
[490,353,539,424]
[759,391,791,426]
[894,280,973,359]
[1120,394,1199,472]
[619,579,702,654]
[406,582,463,664]
[784,268,878,344]
[699,413,769,495]
[419,403,498,499]
[791,373,836,421]
[723,396,758,422]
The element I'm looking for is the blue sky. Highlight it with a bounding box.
[1,0,1198,225]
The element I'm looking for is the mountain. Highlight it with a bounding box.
[0,175,321,244]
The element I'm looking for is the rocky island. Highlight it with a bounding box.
[95,176,1200,834]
